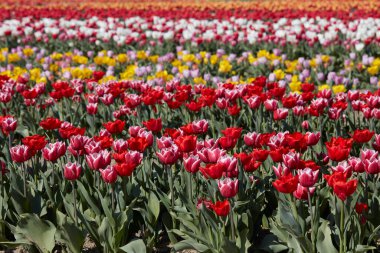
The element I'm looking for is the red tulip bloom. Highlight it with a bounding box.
[103,119,125,134]
[221,127,242,139]
[211,200,230,217]
[22,134,47,153]
[39,117,62,130]
[114,163,137,177]
[200,163,225,179]
[219,136,238,150]
[143,118,162,133]
[284,132,308,152]
[355,203,368,214]
[251,149,269,162]
[128,137,149,152]
[325,137,353,162]
[352,129,374,143]
[273,174,299,194]
[59,125,86,139]
[332,178,358,201]
[174,135,197,153]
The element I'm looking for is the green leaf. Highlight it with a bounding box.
[148,192,160,222]
[354,245,376,253]
[55,211,86,253]
[119,239,147,253]
[316,220,338,253]
[15,213,56,253]
[173,239,211,253]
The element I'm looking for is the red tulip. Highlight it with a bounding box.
[200,163,225,179]
[273,174,299,194]
[218,136,237,150]
[218,178,239,198]
[211,200,230,217]
[325,137,353,162]
[103,119,125,134]
[221,127,242,139]
[352,129,374,143]
[128,137,149,152]
[251,149,269,162]
[64,162,82,181]
[22,134,47,152]
[143,118,162,133]
[174,135,197,153]
[114,163,136,177]
[40,117,62,130]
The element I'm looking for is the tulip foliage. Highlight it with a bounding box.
[1,1,380,252]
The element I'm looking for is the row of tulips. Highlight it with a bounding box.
[0,65,379,252]
[1,16,380,47]
[2,0,380,21]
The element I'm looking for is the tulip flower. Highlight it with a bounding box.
[64,162,82,181]
[217,178,239,198]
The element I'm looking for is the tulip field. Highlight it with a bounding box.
[2,0,380,252]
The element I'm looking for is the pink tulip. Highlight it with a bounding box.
[244,132,261,147]
[305,132,321,146]
[264,99,278,111]
[198,148,226,163]
[192,119,208,134]
[42,141,66,161]
[298,168,319,187]
[84,141,102,154]
[348,157,365,173]
[128,126,142,137]
[183,155,201,173]
[2,116,17,133]
[218,178,239,198]
[86,103,98,115]
[156,145,180,165]
[64,162,82,180]
[218,155,238,177]
[360,149,378,161]
[273,108,288,120]
[10,145,32,163]
[112,139,128,153]
[100,165,118,184]
[157,136,173,149]
[363,158,380,174]
[283,151,302,170]
[86,150,111,170]
[273,163,291,178]
[293,184,315,200]
[331,161,353,177]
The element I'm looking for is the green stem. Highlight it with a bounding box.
[308,191,316,253]
[168,165,174,209]
[229,200,235,241]
[73,182,78,226]
[339,199,345,253]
